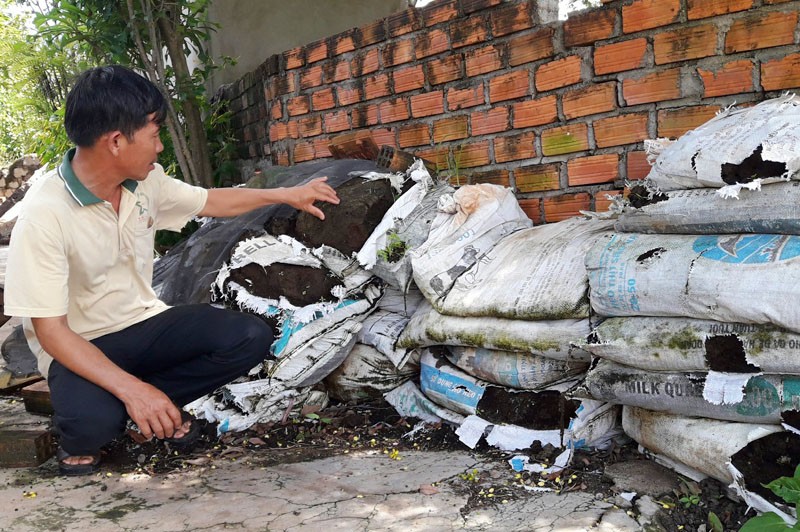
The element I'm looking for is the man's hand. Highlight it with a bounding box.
[120,381,183,440]
[286,177,340,220]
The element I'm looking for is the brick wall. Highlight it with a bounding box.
[223,0,800,224]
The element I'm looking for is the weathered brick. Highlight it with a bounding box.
[536,56,583,92]
[466,45,504,77]
[595,190,623,213]
[433,115,469,143]
[423,0,458,27]
[325,58,352,84]
[379,98,411,124]
[372,128,396,148]
[517,198,543,224]
[447,84,485,110]
[654,23,718,65]
[414,146,449,170]
[287,95,310,116]
[306,39,329,64]
[427,55,463,85]
[351,104,379,128]
[270,101,282,120]
[489,3,532,37]
[298,115,323,138]
[394,65,426,94]
[286,120,299,139]
[657,105,721,138]
[470,106,510,135]
[311,88,336,111]
[352,48,380,77]
[354,20,386,48]
[417,28,450,59]
[623,0,681,33]
[456,140,491,168]
[761,52,800,91]
[489,70,530,103]
[300,65,324,90]
[594,113,649,148]
[626,150,651,180]
[313,137,332,158]
[399,122,430,148]
[388,8,422,37]
[544,193,591,222]
[594,38,648,75]
[462,0,503,14]
[274,149,290,166]
[383,38,416,68]
[687,0,754,20]
[698,60,754,97]
[471,169,510,187]
[333,31,356,55]
[512,95,558,128]
[269,122,287,142]
[562,82,617,119]
[564,9,616,47]
[508,27,555,67]
[364,73,391,101]
[494,132,536,163]
[622,68,681,105]
[725,11,798,54]
[541,123,590,156]
[411,91,445,117]
[284,47,304,70]
[451,15,488,48]
[567,154,619,186]
[293,141,316,162]
[337,83,362,106]
[324,110,351,133]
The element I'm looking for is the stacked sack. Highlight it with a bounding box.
[579,95,800,520]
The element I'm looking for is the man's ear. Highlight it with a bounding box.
[104,131,124,156]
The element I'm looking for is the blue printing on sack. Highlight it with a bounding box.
[420,360,484,410]
[271,299,359,357]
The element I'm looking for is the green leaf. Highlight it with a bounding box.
[765,476,800,505]
[740,512,793,532]
[708,512,724,532]
[304,413,320,420]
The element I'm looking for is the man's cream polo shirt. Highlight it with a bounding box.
[5,149,208,377]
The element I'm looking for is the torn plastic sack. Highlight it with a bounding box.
[384,380,465,425]
[586,232,800,333]
[398,298,592,361]
[324,343,419,403]
[356,286,425,369]
[435,217,614,320]
[410,183,532,305]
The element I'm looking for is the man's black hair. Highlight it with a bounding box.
[64,65,168,147]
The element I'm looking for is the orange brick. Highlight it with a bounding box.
[536,56,583,92]
[494,132,536,163]
[564,9,617,47]
[544,193,591,222]
[657,105,721,138]
[698,60,754,97]
[462,0,503,14]
[563,82,617,119]
[286,120,299,139]
[594,190,623,213]
[274,149,290,166]
[515,163,561,192]
[313,137,332,158]
[353,48,380,77]
[427,55,463,85]
[414,146,450,171]
[470,107,510,135]
[417,28,450,59]
[456,141,491,168]
[654,24,718,65]
[379,98,411,124]
[351,104,379,128]
[489,70,530,103]
[594,38,648,75]
[364,73,391,101]
[622,0,681,33]
[324,110,350,133]
[594,113,649,148]
[411,91,445,118]
[355,20,386,48]
[761,52,800,91]
[471,169,510,187]
[311,88,335,111]
[433,116,469,143]
[270,101,282,120]
[388,8,421,37]
[448,85,485,110]
[687,0,754,20]
[466,45,504,77]
[267,74,296,99]
[306,39,328,64]
[394,65,425,94]
[300,65,324,90]
[513,95,558,128]
[333,32,356,55]
[337,84,361,106]
[293,141,316,163]
[450,15,488,48]
[567,154,620,186]
[541,123,590,156]
[325,57,352,84]
[269,122,288,142]
[284,47,304,70]
[725,11,798,54]
[423,0,458,26]
[287,95,310,116]
[371,128,396,148]
[622,68,681,105]
[399,123,430,148]
[489,3,532,37]
[298,115,323,138]
[384,38,415,67]
[508,27,555,67]
[626,150,651,180]
[517,198,543,224]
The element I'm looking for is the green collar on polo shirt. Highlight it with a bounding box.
[58,148,139,206]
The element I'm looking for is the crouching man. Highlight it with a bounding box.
[5,65,339,476]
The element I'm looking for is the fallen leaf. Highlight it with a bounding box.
[184,457,210,466]
[419,484,439,495]
[248,437,266,446]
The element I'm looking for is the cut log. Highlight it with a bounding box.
[0,429,54,467]
[20,380,53,416]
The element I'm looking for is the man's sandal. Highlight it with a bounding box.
[163,410,201,447]
[56,448,101,476]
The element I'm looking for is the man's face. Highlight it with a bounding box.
[119,114,164,180]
